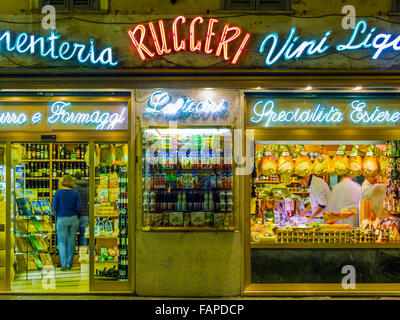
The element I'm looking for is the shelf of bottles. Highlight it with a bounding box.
[141,128,234,230]
[93,143,128,282]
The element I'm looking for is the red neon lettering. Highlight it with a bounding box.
[215,24,242,60]
[189,16,204,52]
[172,16,186,52]
[127,25,155,61]
[231,32,251,64]
[148,20,171,55]
[204,18,218,54]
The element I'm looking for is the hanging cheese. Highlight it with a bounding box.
[313,146,332,176]
[363,145,379,177]
[332,145,349,176]
[348,145,363,177]
[259,145,277,176]
[295,145,312,177]
[277,145,294,176]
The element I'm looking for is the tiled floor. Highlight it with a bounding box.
[11,266,89,293]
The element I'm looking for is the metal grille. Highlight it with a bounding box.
[224,0,290,10]
[39,0,99,10]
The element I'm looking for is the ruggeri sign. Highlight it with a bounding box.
[247,96,400,128]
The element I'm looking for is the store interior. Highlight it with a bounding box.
[250,141,397,244]
[6,142,129,292]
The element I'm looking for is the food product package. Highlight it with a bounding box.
[115,144,128,165]
[363,145,379,177]
[277,145,294,177]
[294,145,312,177]
[99,144,116,166]
[379,147,390,177]
[348,145,363,177]
[313,146,332,176]
[332,145,349,176]
[259,146,277,176]
[254,149,263,177]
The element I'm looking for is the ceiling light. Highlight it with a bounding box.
[304,86,313,90]
[353,86,363,91]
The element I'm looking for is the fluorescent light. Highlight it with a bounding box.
[254,87,262,90]
[304,86,313,90]
[353,86,363,91]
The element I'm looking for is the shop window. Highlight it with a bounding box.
[223,0,291,11]
[39,0,100,10]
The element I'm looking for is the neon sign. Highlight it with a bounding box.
[259,20,400,66]
[0,112,28,126]
[0,30,118,66]
[144,91,229,121]
[48,101,127,130]
[127,16,251,64]
[350,100,400,124]
[250,99,400,127]
[251,100,343,126]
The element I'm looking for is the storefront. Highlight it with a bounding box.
[244,91,400,296]
[0,93,133,293]
[1,8,400,296]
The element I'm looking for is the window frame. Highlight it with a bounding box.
[223,0,291,11]
[39,0,100,10]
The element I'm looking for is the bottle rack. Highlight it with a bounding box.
[93,161,128,282]
[141,129,234,230]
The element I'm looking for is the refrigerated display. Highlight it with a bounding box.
[141,128,234,230]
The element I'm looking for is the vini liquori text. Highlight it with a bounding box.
[127,16,251,64]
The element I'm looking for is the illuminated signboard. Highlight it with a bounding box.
[127,16,251,64]
[0,100,128,130]
[0,30,118,66]
[144,90,229,121]
[47,101,127,130]
[259,20,400,66]
[247,96,400,128]
[137,89,238,126]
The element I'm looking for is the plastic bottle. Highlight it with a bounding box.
[204,191,209,212]
[208,191,214,211]
[182,191,186,211]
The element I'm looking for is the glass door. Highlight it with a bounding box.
[0,143,7,290]
[10,142,89,292]
[91,142,129,290]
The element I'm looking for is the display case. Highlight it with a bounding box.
[141,128,235,231]
[250,142,392,245]
[92,143,129,283]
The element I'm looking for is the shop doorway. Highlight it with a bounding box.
[11,142,90,293]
